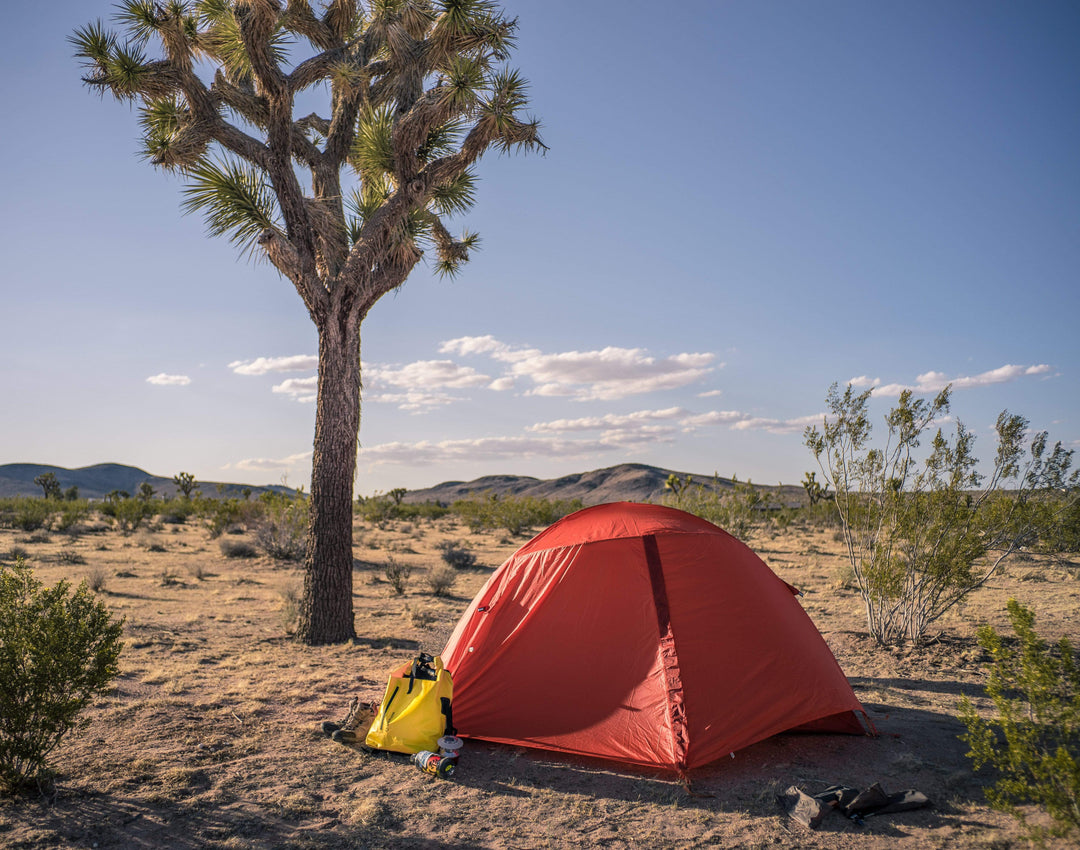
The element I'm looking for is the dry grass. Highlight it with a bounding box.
[0,512,1075,848]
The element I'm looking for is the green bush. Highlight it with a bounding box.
[0,559,124,791]
[959,599,1079,842]
[158,497,197,524]
[1037,493,1080,555]
[661,475,772,540]
[355,493,449,527]
[99,496,152,534]
[452,493,582,536]
[204,498,243,539]
[806,383,1077,645]
[0,498,54,532]
[55,501,90,533]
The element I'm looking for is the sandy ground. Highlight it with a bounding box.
[1,511,1077,849]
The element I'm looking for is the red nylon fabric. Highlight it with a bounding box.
[442,502,870,771]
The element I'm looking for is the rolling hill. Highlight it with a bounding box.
[403,463,804,507]
[3,461,803,507]
[0,463,292,500]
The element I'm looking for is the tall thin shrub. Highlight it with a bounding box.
[959,599,1080,842]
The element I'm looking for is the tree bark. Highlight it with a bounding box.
[297,306,361,644]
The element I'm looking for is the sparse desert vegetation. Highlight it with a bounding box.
[0,492,1077,848]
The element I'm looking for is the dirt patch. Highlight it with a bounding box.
[0,515,1074,848]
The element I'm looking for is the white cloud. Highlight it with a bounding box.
[680,410,750,429]
[147,373,191,386]
[729,413,826,435]
[368,360,489,390]
[355,360,491,412]
[852,364,1052,398]
[231,452,312,472]
[488,377,515,391]
[361,435,614,466]
[439,335,512,357]
[682,409,825,435]
[366,390,457,413]
[441,335,718,401]
[528,408,688,434]
[600,424,679,446]
[697,389,724,398]
[273,376,318,403]
[359,398,830,466]
[262,358,491,411]
[229,355,318,375]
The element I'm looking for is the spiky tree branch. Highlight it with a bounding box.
[75,0,543,643]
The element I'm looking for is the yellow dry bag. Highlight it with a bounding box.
[365,653,454,754]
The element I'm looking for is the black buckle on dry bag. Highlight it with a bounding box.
[407,652,438,693]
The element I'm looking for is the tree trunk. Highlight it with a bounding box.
[297,308,361,644]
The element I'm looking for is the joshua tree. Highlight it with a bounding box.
[73,0,543,643]
[173,471,198,500]
[34,473,63,501]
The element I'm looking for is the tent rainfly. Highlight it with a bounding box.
[442,502,872,771]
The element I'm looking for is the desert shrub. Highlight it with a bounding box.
[355,494,450,526]
[85,566,109,593]
[55,501,90,533]
[278,583,301,635]
[204,498,243,539]
[452,493,582,536]
[254,494,308,561]
[100,497,152,534]
[437,540,477,570]
[57,548,86,565]
[0,559,124,791]
[1037,493,1080,556]
[384,557,411,595]
[220,539,259,559]
[806,383,1077,645]
[401,502,451,521]
[425,565,457,597]
[356,494,397,528]
[794,500,842,531]
[158,498,196,525]
[4,546,29,563]
[959,599,1079,842]
[662,475,774,540]
[6,498,53,532]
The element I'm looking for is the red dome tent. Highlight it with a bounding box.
[442,502,871,771]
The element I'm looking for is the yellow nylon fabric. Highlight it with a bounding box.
[365,656,453,754]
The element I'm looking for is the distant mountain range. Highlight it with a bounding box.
[403,463,804,507]
[0,463,293,500]
[2,461,803,507]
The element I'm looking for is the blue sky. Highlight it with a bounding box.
[1,1,1077,495]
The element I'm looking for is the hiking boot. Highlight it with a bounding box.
[321,696,359,738]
